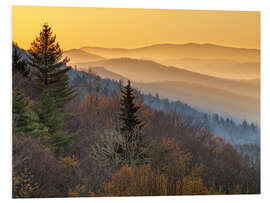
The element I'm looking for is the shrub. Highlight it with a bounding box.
[91,128,151,170]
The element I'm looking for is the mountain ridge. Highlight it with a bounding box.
[136,80,260,124]
[80,42,260,63]
[80,42,260,52]
[63,48,105,63]
[71,57,260,98]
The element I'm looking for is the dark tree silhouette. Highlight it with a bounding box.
[27,22,76,107]
[120,80,143,141]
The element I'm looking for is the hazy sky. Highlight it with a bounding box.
[12,6,260,51]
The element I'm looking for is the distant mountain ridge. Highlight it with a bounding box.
[158,57,260,79]
[80,43,260,62]
[14,43,260,124]
[72,57,260,99]
[71,57,260,123]
[63,49,104,63]
[89,67,129,82]
[136,80,260,124]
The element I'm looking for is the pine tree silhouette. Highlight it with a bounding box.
[119,80,143,141]
[27,22,76,107]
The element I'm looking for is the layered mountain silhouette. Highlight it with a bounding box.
[80,43,260,63]
[135,80,259,123]
[89,67,129,82]
[76,43,260,79]
[63,49,104,63]
[77,64,260,123]
[70,56,260,123]
[71,58,259,99]
[24,42,261,123]
[159,58,260,79]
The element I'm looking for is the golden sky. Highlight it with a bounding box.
[12,6,260,51]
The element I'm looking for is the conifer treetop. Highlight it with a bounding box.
[28,22,69,73]
[120,80,143,141]
[27,22,76,107]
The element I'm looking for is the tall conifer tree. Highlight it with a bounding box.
[27,22,76,107]
[119,80,143,141]
[118,81,150,165]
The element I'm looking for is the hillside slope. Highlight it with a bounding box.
[73,57,260,98]
[136,80,260,123]
[63,49,105,63]
[159,58,260,79]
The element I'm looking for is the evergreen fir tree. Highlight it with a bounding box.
[33,91,64,134]
[50,70,77,108]
[116,80,150,165]
[12,44,30,77]
[242,120,248,129]
[27,22,76,107]
[12,88,47,137]
[34,91,74,155]
[119,80,143,141]
[13,88,31,132]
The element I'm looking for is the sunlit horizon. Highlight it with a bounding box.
[13,41,261,52]
[12,6,260,51]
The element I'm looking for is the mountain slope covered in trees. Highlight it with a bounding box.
[13,68,260,197]
[67,68,260,145]
[70,58,260,123]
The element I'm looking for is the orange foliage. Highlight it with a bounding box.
[61,155,78,179]
[67,184,86,197]
[12,166,40,198]
[62,155,78,169]
[92,158,209,196]
[92,165,168,196]
[182,165,208,195]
